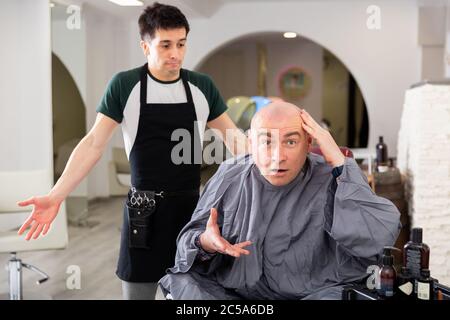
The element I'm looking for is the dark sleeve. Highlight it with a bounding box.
[194,233,217,261]
[205,75,228,122]
[332,165,344,178]
[96,73,124,123]
[323,165,343,232]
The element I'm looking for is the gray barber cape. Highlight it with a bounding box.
[159,154,401,300]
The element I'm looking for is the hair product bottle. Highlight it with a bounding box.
[376,136,389,172]
[403,228,430,279]
[378,247,398,298]
[417,269,434,300]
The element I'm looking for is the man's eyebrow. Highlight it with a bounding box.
[256,130,302,138]
[283,131,302,138]
[160,38,187,43]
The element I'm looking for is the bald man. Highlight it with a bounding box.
[158,102,401,300]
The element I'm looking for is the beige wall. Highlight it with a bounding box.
[0,0,53,171]
[48,0,422,197]
[199,44,255,103]
[198,35,324,121]
[353,85,366,147]
[199,37,371,147]
[322,50,349,146]
[52,53,86,166]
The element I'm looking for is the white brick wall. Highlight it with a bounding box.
[397,84,450,285]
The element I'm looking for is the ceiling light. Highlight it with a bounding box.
[283,32,297,39]
[108,0,144,6]
[49,2,55,8]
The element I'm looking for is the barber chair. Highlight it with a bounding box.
[309,146,354,158]
[0,170,68,300]
[200,96,257,187]
[226,96,256,131]
[108,147,131,196]
[250,96,271,112]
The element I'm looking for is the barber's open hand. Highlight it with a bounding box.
[300,109,345,168]
[199,208,252,258]
[17,195,61,240]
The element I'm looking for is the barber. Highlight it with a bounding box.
[17,2,246,300]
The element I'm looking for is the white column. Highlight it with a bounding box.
[0,0,53,172]
[397,84,450,285]
[0,0,68,252]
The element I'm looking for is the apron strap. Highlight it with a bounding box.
[140,64,193,106]
[140,63,148,105]
[180,70,194,105]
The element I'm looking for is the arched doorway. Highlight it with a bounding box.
[52,53,86,180]
[52,53,89,226]
[196,32,369,148]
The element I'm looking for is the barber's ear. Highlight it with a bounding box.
[140,40,149,56]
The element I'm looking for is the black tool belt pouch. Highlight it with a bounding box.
[126,188,157,249]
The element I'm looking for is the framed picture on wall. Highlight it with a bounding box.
[278,66,312,100]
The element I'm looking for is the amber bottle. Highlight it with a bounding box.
[376,136,389,172]
[417,269,434,300]
[378,247,397,298]
[403,228,430,279]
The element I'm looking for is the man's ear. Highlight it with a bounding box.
[140,40,149,56]
[307,134,313,146]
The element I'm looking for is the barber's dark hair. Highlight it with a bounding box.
[138,2,190,40]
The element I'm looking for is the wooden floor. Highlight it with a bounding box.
[0,196,125,300]
[0,165,219,300]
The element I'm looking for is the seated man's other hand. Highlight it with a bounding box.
[199,208,252,258]
[300,109,345,168]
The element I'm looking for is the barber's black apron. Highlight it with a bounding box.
[116,64,201,282]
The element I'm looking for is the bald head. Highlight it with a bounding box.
[251,101,303,130]
[249,101,311,186]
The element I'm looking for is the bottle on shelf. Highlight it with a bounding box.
[403,227,430,279]
[378,246,398,298]
[376,136,389,172]
[417,269,434,300]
